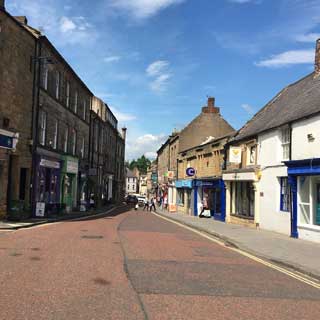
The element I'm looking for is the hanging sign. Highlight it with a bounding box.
[229,147,242,164]
[186,167,195,177]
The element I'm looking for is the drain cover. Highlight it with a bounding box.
[81,235,104,239]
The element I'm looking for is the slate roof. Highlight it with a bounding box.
[235,72,320,141]
[126,168,136,178]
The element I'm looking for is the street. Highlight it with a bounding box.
[0,208,319,320]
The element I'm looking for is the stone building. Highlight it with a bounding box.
[90,97,125,206]
[0,6,38,218]
[178,134,233,218]
[126,168,138,195]
[147,161,157,198]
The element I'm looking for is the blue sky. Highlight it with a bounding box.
[7,0,320,159]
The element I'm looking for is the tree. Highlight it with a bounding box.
[129,155,151,175]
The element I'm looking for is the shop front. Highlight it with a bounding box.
[223,170,260,227]
[34,156,61,217]
[168,183,177,212]
[176,179,193,215]
[61,156,79,213]
[193,179,226,221]
[285,159,320,243]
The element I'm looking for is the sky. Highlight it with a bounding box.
[7,0,320,160]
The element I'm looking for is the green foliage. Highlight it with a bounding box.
[129,155,151,174]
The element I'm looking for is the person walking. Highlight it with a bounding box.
[150,197,156,212]
[143,198,149,211]
[199,196,208,218]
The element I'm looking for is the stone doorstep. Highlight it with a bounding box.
[155,209,320,281]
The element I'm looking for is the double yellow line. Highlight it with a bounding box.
[153,212,320,290]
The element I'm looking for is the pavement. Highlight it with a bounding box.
[155,208,320,280]
[1,207,319,319]
[0,204,122,230]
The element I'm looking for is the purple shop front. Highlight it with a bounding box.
[34,156,62,216]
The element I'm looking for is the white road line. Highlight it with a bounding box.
[153,212,320,290]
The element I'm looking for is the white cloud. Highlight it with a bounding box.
[109,106,137,122]
[146,60,169,76]
[126,133,167,160]
[296,33,320,43]
[146,60,172,93]
[109,0,185,19]
[60,16,76,33]
[241,103,255,115]
[103,55,121,63]
[255,49,314,68]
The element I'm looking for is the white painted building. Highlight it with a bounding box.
[126,169,138,195]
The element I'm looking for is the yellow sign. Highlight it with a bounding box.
[229,147,242,164]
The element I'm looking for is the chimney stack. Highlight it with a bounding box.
[202,97,220,114]
[314,39,320,77]
[121,127,127,140]
[0,0,5,10]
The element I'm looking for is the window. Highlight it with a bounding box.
[281,127,290,160]
[248,145,256,165]
[55,71,60,99]
[53,120,58,149]
[74,91,78,114]
[42,65,49,90]
[66,81,70,107]
[64,127,68,153]
[71,129,77,155]
[280,177,290,212]
[39,110,47,146]
[94,123,99,152]
[81,137,85,158]
[177,189,185,205]
[83,100,87,120]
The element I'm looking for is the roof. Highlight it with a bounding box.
[126,168,136,178]
[235,72,320,141]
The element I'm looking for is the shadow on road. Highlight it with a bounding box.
[66,205,133,222]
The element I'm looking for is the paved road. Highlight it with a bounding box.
[0,208,319,319]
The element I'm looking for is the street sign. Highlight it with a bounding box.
[186,167,195,177]
[0,134,13,149]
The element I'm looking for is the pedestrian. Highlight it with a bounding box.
[164,195,168,210]
[199,196,208,218]
[150,197,156,212]
[143,198,149,211]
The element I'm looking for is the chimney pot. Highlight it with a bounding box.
[202,97,220,114]
[315,39,320,77]
[121,127,127,140]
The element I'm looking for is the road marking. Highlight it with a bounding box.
[153,212,320,290]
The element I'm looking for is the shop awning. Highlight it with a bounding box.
[284,158,320,176]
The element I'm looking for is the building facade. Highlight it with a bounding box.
[126,168,138,195]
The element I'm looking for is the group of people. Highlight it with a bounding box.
[142,197,157,212]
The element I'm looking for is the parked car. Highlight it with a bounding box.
[137,196,147,206]
[125,195,138,204]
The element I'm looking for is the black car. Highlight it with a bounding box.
[125,195,138,204]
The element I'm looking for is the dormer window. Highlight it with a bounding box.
[281,127,290,161]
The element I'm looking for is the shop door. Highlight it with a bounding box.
[62,174,73,211]
[212,188,221,215]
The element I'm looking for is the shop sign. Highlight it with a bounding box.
[151,173,158,182]
[186,167,195,177]
[167,171,175,179]
[67,160,78,174]
[40,159,60,169]
[35,202,45,217]
[176,179,193,188]
[0,134,13,149]
[194,180,217,188]
[229,147,242,164]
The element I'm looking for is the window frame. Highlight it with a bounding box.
[280,177,290,212]
[281,127,290,161]
[39,110,47,146]
[53,119,58,149]
[55,71,60,100]
[64,127,69,153]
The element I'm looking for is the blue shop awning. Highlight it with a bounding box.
[284,158,320,176]
[175,179,193,189]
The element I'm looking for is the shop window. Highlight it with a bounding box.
[177,189,185,205]
[280,177,290,212]
[298,177,310,224]
[39,110,47,146]
[231,181,255,218]
[281,127,290,161]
